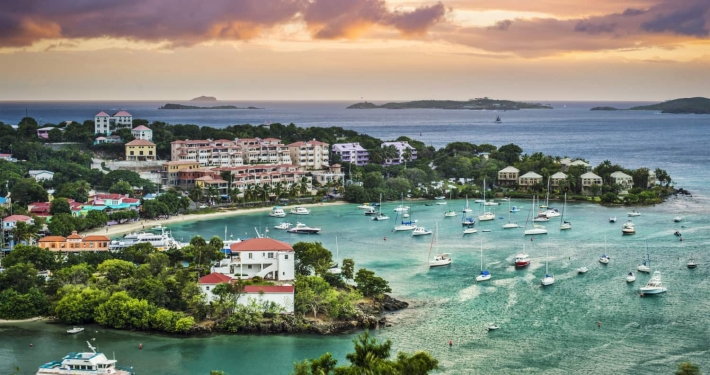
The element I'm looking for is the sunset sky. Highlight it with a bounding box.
[1,0,709,101]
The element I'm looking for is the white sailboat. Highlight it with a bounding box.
[462,195,473,213]
[372,193,390,221]
[540,177,550,208]
[599,236,609,264]
[541,249,554,286]
[638,242,651,273]
[475,236,491,282]
[428,222,452,267]
[478,179,495,221]
[502,198,519,229]
[444,190,457,217]
[626,257,636,282]
[524,196,548,235]
[394,203,417,231]
[393,193,410,212]
[329,237,342,274]
[560,193,571,230]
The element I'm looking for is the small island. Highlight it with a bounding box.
[590,106,620,111]
[629,97,710,114]
[190,96,218,102]
[159,103,263,110]
[347,98,553,110]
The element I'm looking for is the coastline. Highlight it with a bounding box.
[81,201,349,237]
[0,317,48,324]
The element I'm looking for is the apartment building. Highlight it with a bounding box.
[287,140,330,170]
[170,138,291,167]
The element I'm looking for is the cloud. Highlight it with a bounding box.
[0,0,446,47]
[641,2,710,36]
[488,20,512,31]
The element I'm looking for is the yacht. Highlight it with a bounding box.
[628,210,641,217]
[478,212,495,221]
[290,206,310,215]
[484,200,499,206]
[687,256,697,269]
[599,254,610,264]
[364,206,378,216]
[639,271,667,294]
[66,327,84,334]
[274,222,293,230]
[393,205,410,212]
[626,271,636,283]
[577,267,589,274]
[609,216,617,223]
[541,250,554,286]
[269,206,286,217]
[622,221,636,234]
[524,224,548,235]
[533,215,550,222]
[474,199,485,203]
[412,227,432,236]
[542,208,560,218]
[109,229,183,251]
[638,261,651,273]
[444,210,458,217]
[372,213,390,221]
[357,203,373,209]
[287,222,321,234]
[515,251,530,267]
[434,196,446,200]
[37,341,133,375]
[674,216,682,222]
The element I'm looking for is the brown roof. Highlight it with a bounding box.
[132,125,151,131]
[39,236,67,242]
[126,139,155,146]
[82,235,110,241]
[67,231,82,239]
[230,238,293,252]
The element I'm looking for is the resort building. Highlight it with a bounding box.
[38,231,110,253]
[550,172,568,187]
[170,138,291,167]
[211,238,295,281]
[287,140,330,170]
[94,135,123,145]
[518,171,543,187]
[173,164,311,194]
[125,139,156,161]
[198,273,295,313]
[570,160,592,171]
[85,193,141,212]
[580,172,603,195]
[610,171,634,190]
[29,170,55,181]
[131,125,153,141]
[311,164,345,186]
[1,215,35,252]
[37,127,60,139]
[28,199,83,218]
[381,141,417,165]
[94,111,133,135]
[331,143,369,166]
[161,161,201,187]
[497,166,520,187]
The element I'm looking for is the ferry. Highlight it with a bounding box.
[109,228,183,251]
[37,341,133,375]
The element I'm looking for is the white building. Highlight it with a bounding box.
[131,125,153,141]
[0,153,17,163]
[211,238,295,281]
[381,141,417,165]
[29,170,54,181]
[287,140,330,170]
[518,171,543,187]
[332,143,369,166]
[311,164,345,186]
[610,171,634,190]
[198,273,294,313]
[94,111,133,135]
[170,138,292,167]
[550,172,568,187]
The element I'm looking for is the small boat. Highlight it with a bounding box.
[287,222,321,234]
[524,224,548,235]
[484,200,499,206]
[501,197,509,201]
[269,206,287,217]
[372,214,390,221]
[364,207,378,216]
[488,324,500,331]
[67,327,84,334]
[559,193,571,230]
[478,212,495,221]
[462,217,475,226]
[503,199,519,229]
[150,224,163,231]
[542,208,560,218]
[274,222,293,230]
[482,229,491,232]
[474,199,485,203]
[394,220,417,231]
[674,230,681,237]
[515,249,530,267]
[628,210,641,217]
[687,256,697,269]
[599,254,610,264]
[494,115,502,124]
[436,201,447,205]
[290,206,310,215]
[357,203,373,209]
[37,341,133,375]
[444,210,458,217]
[533,215,549,222]
[434,196,446,200]
[627,271,636,283]
[638,243,651,273]
[412,227,432,236]
[393,205,410,212]
[609,217,617,223]
[510,206,521,213]
[428,223,452,267]
[475,237,491,282]
[622,220,635,234]
[463,228,478,234]
[541,250,554,286]
[639,271,667,295]
[403,213,410,218]
[674,216,682,222]
[577,267,589,274]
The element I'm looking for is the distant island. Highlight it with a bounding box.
[159,103,263,110]
[590,106,621,111]
[190,96,218,102]
[347,98,553,110]
[629,97,710,114]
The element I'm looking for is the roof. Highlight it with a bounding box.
[82,235,110,241]
[610,171,632,178]
[519,171,542,178]
[571,160,590,166]
[132,125,151,131]
[499,166,519,173]
[230,238,294,252]
[3,215,33,222]
[39,236,67,242]
[581,172,602,179]
[113,110,132,116]
[67,231,82,239]
[551,172,567,178]
[330,164,341,167]
[29,170,54,175]
[244,285,294,294]
[95,111,110,117]
[198,273,233,284]
[126,139,155,146]
[38,127,56,131]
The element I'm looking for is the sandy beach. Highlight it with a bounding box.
[81,201,349,237]
[0,317,47,324]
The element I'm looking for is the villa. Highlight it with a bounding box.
[198,273,295,313]
[125,139,156,161]
[29,170,55,182]
[0,154,17,162]
[610,171,634,190]
[497,166,520,187]
[550,172,568,187]
[38,231,111,253]
[580,172,603,195]
[518,171,543,187]
[381,141,417,165]
[131,125,153,141]
[211,237,295,281]
[94,111,133,135]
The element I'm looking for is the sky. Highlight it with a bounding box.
[1,0,709,101]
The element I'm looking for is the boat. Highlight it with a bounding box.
[462,196,473,213]
[394,220,417,231]
[287,222,321,234]
[622,220,635,234]
[434,196,446,200]
[541,250,554,286]
[687,255,697,269]
[542,208,560,218]
[403,213,410,218]
[428,223,452,267]
[540,177,551,208]
[599,254,610,264]
[329,237,342,274]
[487,324,500,331]
[436,201,447,205]
[510,206,521,213]
[515,246,530,267]
[36,341,133,375]
[274,222,293,230]
[674,216,682,222]
[525,224,548,235]
[357,203,373,209]
[444,210,458,217]
[532,215,549,222]
[269,206,286,217]
[501,197,509,201]
[628,210,641,217]
[626,271,636,283]
[577,267,589,274]
[364,206,378,216]
[412,227,432,236]
[638,243,651,273]
[502,199,519,229]
[475,237,491,282]
[484,200,499,206]
[474,199,485,203]
[478,179,496,221]
[109,228,183,251]
[290,206,310,215]
[66,327,84,334]
[639,271,667,295]
[494,115,502,123]
[372,194,390,221]
[394,193,409,212]
[609,216,617,223]
[463,228,478,234]
[674,230,681,237]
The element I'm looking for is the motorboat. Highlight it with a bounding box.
[510,206,521,213]
[394,220,417,231]
[622,221,636,234]
[609,217,617,223]
[599,254,610,264]
[487,324,500,331]
[37,341,133,375]
[687,256,697,269]
[274,222,293,230]
[577,267,589,274]
[393,205,410,212]
[434,196,446,200]
[357,203,373,209]
[626,271,636,283]
[428,223,452,267]
[436,201,447,205]
[639,271,667,294]
[674,216,682,222]
[541,250,554,286]
[150,224,163,231]
[412,227,432,236]
[269,206,286,217]
[478,212,495,221]
[542,208,560,218]
[501,197,509,201]
[463,228,478,234]
[364,207,378,216]
[66,327,84,334]
[484,200,499,206]
[474,199,485,203]
[444,210,458,217]
[475,238,491,282]
[628,211,641,217]
[515,251,530,267]
[287,222,321,234]
[290,206,310,215]
[524,224,548,235]
[482,229,491,232]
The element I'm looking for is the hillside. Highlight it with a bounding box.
[590,106,620,111]
[347,98,553,110]
[629,97,710,114]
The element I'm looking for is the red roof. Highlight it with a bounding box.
[244,285,294,294]
[39,236,67,242]
[132,125,151,131]
[113,110,132,116]
[82,235,110,241]
[198,273,233,284]
[92,193,125,200]
[126,139,155,146]
[3,215,33,223]
[230,238,293,252]
[95,111,110,117]
[122,198,140,203]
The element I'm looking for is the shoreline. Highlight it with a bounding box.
[81,201,349,237]
[0,317,48,324]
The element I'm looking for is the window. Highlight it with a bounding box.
[285,254,288,260]
[130,151,135,156]
[140,151,144,156]
[268,252,274,258]
[206,286,210,291]
[248,253,253,259]
[248,265,252,269]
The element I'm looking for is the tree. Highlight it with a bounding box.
[109,181,133,196]
[293,242,333,276]
[1,244,57,271]
[11,221,40,246]
[362,171,384,189]
[97,259,136,283]
[293,275,336,319]
[10,179,48,205]
[50,197,72,215]
[495,143,523,165]
[654,168,671,187]
[47,213,76,236]
[54,286,109,324]
[675,362,701,375]
[601,192,617,203]
[355,268,391,298]
[341,259,355,281]
[94,291,153,330]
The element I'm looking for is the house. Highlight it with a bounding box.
[497,166,520,187]
[570,160,592,171]
[311,164,345,186]
[1,215,35,252]
[331,143,369,166]
[38,231,110,253]
[0,153,17,162]
[84,193,141,213]
[198,273,295,313]
[197,272,233,302]
[550,172,567,187]
[194,176,229,196]
[287,140,330,170]
[518,171,543,187]
[94,111,133,135]
[131,125,153,141]
[580,172,603,195]
[648,170,657,187]
[28,199,83,218]
[29,170,55,181]
[381,141,417,165]
[211,237,295,281]
[37,127,59,139]
[125,139,156,161]
[610,171,634,190]
[94,135,123,145]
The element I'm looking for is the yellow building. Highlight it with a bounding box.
[125,139,156,161]
[162,160,201,187]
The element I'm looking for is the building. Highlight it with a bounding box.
[570,160,592,171]
[94,135,123,145]
[1,215,35,252]
[194,176,229,196]
[125,139,156,161]
[162,161,201,187]
[198,273,295,313]
[518,171,543,187]
[287,140,330,170]
[85,193,141,212]
[311,164,345,186]
[550,172,568,187]
[37,127,60,139]
[197,272,233,302]
[28,199,83,218]
[610,171,634,190]
[94,111,133,135]
[173,164,311,194]
[331,143,369,166]
[29,170,55,181]
[38,231,110,253]
[648,170,657,187]
[497,166,520,187]
[211,237,295,281]
[170,138,291,167]
[381,141,417,165]
[0,154,17,162]
[580,172,603,195]
[131,125,153,141]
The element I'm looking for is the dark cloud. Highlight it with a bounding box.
[488,20,513,31]
[574,21,617,34]
[0,0,446,47]
[641,2,710,36]
[622,8,647,16]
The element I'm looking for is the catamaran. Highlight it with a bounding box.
[36,341,133,375]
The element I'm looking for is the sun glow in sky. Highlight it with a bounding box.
[1,0,709,100]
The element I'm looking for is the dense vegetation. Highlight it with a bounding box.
[630,97,710,114]
[346,98,553,110]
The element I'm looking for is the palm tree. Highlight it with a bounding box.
[369,148,384,164]
[12,221,39,245]
[261,182,272,202]
[383,145,399,164]
[290,182,300,197]
[189,186,204,203]
[299,176,310,197]
[402,147,413,168]
[207,185,219,206]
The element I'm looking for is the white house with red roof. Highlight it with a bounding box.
[94,110,133,135]
[131,125,153,141]
[211,237,295,281]
[198,273,295,313]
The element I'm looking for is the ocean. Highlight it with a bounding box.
[0,101,709,374]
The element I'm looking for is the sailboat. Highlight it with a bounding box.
[462,196,473,213]
[599,236,610,264]
[444,191,457,217]
[329,237,342,274]
[524,196,548,235]
[478,178,495,221]
[393,193,409,212]
[475,236,491,282]
[540,178,550,208]
[503,198,519,229]
[428,222,452,267]
[541,249,554,286]
[637,242,651,273]
[371,193,390,221]
[626,256,636,282]
[394,203,417,231]
[560,193,571,230]
[494,115,502,124]
[462,199,475,226]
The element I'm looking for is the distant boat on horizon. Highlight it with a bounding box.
[494,115,502,123]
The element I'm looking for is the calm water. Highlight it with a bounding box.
[1,102,710,374]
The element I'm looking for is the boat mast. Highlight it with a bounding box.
[427,222,437,262]
[480,235,483,272]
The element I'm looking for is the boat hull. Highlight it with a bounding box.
[429,260,452,267]
[503,223,518,229]
[639,287,666,294]
[541,278,555,286]
[515,261,530,267]
[476,275,491,282]
[524,229,548,235]
[288,229,320,234]
[463,229,478,234]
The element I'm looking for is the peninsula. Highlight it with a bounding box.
[159,103,262,110]
[629,97,710,114]
[347,98,553,110]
